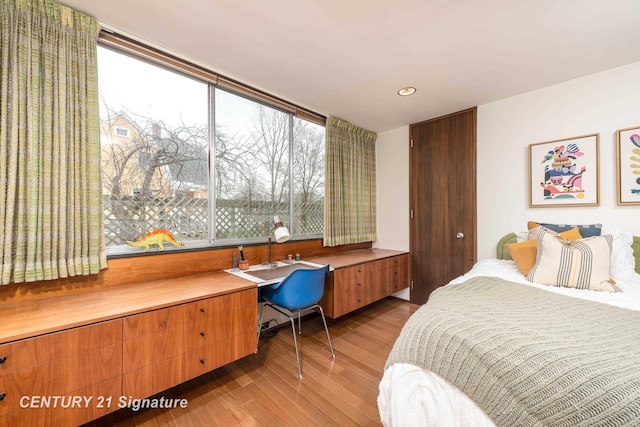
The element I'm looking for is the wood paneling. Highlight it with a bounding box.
[83,297,420,427]
[1,376,122,427]
[0,320,122,373]
[316,251,410,318]
[0,270,255,344]
[0,239,370,305]
[122,289,257,399]
[0,321,123,425]
[410,108,477,304]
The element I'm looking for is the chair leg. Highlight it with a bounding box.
[298,310,302,335]
[287,313,303,379]
[317,305,336,359]
[265,303,304,379]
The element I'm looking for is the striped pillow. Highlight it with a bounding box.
[527,227,619,293]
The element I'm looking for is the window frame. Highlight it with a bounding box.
[98,32,326,256]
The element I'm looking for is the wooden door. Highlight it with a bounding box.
[409,108,477,304]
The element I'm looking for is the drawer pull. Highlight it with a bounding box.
[199,359,205,365]
[200,331,205,337]
[0,393,5,401]
[199,308,205,313]
[0,356,6,364]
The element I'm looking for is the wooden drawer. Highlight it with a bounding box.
[0,376,121,427]
[377,254,409,295]
[332,266,360,317]
[0,342,121,417]
[123,303,256,372]
[123,328,255,399]
[391,254,409,293]
[0,320,122,374]
[322,254,410,318]
[122,289,257,397]
[123,289,256,338]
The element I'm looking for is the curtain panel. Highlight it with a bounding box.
[0,0,106,285]
[324,116,377,247]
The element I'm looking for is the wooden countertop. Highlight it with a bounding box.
[306,248,408,269]
[0,248,408,345]
[0,271,255,344]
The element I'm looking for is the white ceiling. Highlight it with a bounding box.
[58,0,640,133]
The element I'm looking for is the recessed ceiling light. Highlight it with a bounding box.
[397,87,416,96]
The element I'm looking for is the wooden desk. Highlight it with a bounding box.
[306,248,409,318]
[225,260,326,287]
[0,271,256,426]
[0,247,407,425]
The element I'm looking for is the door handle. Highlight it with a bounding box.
[456,232,464,239]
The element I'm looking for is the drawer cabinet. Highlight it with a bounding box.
[0,320,122,427]
[322,253,409,318]
[0,269,256,427]
[385,254,409,295]
[122,288,257,398]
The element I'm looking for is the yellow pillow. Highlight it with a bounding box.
[506,227,582,276]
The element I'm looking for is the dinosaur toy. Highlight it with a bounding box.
[127,229,186,252]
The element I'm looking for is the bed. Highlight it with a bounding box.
[378,226,640,427]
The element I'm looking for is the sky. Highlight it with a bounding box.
[97,45,260,138]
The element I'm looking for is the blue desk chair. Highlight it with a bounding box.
[258,264,335,379]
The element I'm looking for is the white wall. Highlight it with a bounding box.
[376,125,410,299]
[376,61,640,269]
[477,61,640,259]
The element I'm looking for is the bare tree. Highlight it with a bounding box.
[214,127,257,200]
[293,119,324,204]
[99,99,325,243]
[248,104,290,204]
[100,108,208,197]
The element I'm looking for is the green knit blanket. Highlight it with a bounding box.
[385,277,640,426]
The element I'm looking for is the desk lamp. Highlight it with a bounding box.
[263,215,290,269]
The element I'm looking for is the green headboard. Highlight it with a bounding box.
[497,232,640,275]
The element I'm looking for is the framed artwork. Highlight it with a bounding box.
[616,125,640,205]
[529,133,600,207]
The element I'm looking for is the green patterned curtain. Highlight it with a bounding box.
[0,0,106,285]
[324,116,377,247]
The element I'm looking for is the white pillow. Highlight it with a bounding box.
[601,225,636,281]
[527,227,619,293]
[514,231,529,243]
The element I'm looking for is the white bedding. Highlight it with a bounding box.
[378,257,640,427]
[450,258,640,311]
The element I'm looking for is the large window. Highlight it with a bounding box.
[97,45,324,254]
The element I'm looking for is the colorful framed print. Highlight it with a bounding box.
[529,134,600,207]
[616,126,640,205]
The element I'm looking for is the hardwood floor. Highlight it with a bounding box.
[83,297,419,427]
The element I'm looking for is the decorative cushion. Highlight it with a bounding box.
[527,227,619,293]
[601,226,636,281]
[506,227,582,276]
[527,221,602,238]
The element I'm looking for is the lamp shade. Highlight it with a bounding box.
[272,215,291,243]
[273,225,290,243]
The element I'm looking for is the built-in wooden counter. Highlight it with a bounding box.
[0,243,403,425]
[307,249,409,318]
[0,270,255,345]
[0,272,256,427]
[307,248,407,269]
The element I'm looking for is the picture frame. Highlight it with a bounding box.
[616,125,640,205]
[529,133,600,207]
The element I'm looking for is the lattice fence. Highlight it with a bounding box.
[104,196,323,246]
